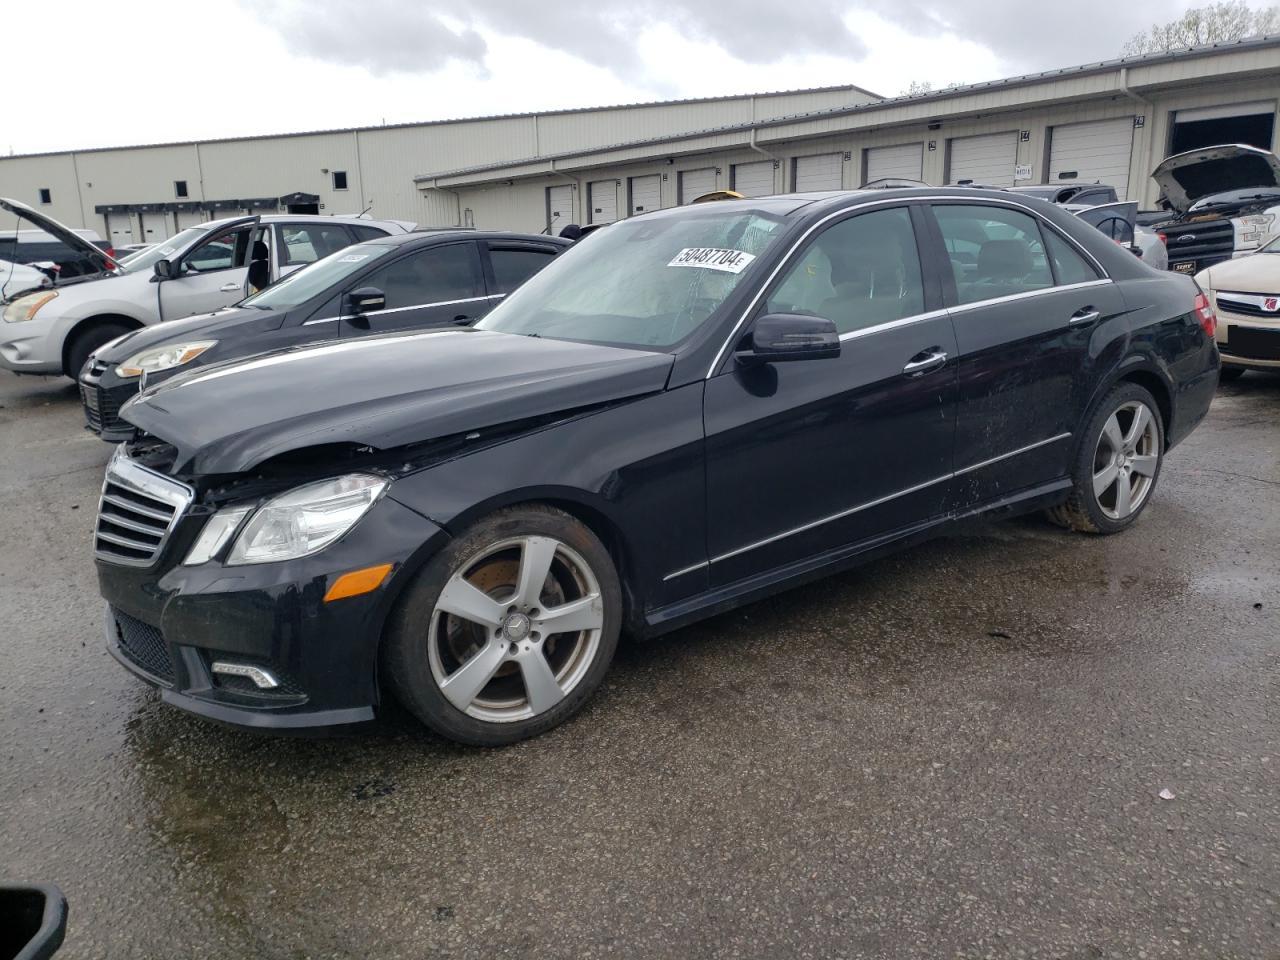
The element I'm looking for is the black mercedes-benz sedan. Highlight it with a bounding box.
[95,188,1219,745]
[78,230,569,441]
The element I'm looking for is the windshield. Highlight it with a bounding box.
[476,207,787,349]
[116,227,207,272]
[240,242,398,310]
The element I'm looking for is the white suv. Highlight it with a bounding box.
[0,206,414,377]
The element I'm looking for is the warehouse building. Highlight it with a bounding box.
[2,36,1278,242]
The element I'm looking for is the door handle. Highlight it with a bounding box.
[453,314,470,324]
[1069,307,1101,325]
[903,348,948,377]
[218,282,242,292]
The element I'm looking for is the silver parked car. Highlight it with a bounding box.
[0,201,414,377]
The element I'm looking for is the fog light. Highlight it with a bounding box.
[210,661,280,690]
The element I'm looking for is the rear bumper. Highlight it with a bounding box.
[98,494,449,732]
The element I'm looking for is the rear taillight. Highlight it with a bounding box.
[1193,292,1216,338]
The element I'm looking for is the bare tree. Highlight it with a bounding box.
[1122,1,1280,55]
[902,80,934,96]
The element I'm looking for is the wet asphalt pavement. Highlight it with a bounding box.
[0,371,1277,960]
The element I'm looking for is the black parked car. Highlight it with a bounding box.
[95,188,1219,745]
[78,231,570,440]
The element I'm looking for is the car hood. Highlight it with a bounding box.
[0,196,116,274]
[122,328,674,475]
[1151,144,1280,214]
[1197,252,1280,294]
[95,306,287,363]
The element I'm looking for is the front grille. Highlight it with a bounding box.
[1217,292,1280,320]
[95,452,193,566]
[111,607,175,684]
[1225,326,1280,361]
[79,362,130,435]
[1165,219,1235,268]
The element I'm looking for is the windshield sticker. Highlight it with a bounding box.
[338,254,369,262]
[667,247,756,274]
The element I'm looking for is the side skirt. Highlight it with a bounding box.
[642,477,1072,639]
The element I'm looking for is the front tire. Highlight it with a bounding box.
[66,321,132,379]
[1046,382,1164,534]
[383,505,621,746]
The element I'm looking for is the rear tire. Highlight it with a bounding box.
[1046,382,1164,535]
[65,322,133,379]
[1218,366,1246,383]
[383,505,621,746]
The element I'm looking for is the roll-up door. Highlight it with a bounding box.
[628,175,661,215]
[948,132,1019,186]
[1047,117,1134,199]
[731,160,774,197]
[678,167,717,203]
[1170,100,1276,154]
[176,209,206,231]
[864,143,924,183]
[588,180,618,224]
[104,212,135,246]
[139,212,172,246]
[793,152,844,191]
[546,184,574,235]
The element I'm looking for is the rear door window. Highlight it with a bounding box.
[488,245,560,294]
[932,204,1054,305]
[278,223,355,266]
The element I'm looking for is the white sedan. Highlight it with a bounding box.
[1196,238,1280,380]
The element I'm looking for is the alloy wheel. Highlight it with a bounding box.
[1092,400,1159,521]
[427,536,605,723]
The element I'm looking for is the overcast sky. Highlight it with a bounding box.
[2,0,1266,154]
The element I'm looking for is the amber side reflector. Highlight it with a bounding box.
[324,563,393,602]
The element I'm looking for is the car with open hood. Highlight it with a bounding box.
[77,231,570,441]
[0,198,118,302]
[93,187,1219,745]
[1194,235,1280,378]
[1146,144,1280,275]
[0,210,413,379]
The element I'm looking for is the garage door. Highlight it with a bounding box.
[139,212,172,246]
[948,132,1019,186]
[546,184,573,235]
[678,168,717,203]
[628,175,661,216]
[588,180,618,224]
[1171,100,1276,154]
[794,153,844,191]
[864,143,923,183]
[731,160,774,197]
[176,210,206,231]
[105,212,134,246]
[1048,117,1134,200]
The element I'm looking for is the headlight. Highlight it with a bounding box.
[220,474,387,565]
[116,340,216,378]
[2,290,57,323]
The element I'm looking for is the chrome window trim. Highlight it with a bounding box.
[303,293,504,326]
[705,194,1112,378]
[661,560,709,582]
[683,431,1072,572]
[945,278,1114,316]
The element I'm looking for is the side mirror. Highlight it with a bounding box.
[0,884,68,960]
[739,313,841,364]
[345,286,386,315]
[153,259,174,281]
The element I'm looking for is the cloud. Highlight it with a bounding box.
[248,0,869,80]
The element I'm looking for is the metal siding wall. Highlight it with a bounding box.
[0,154,82,228]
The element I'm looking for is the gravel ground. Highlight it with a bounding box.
[0,370,1277,959]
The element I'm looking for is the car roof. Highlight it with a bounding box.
[367,230,572,249]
